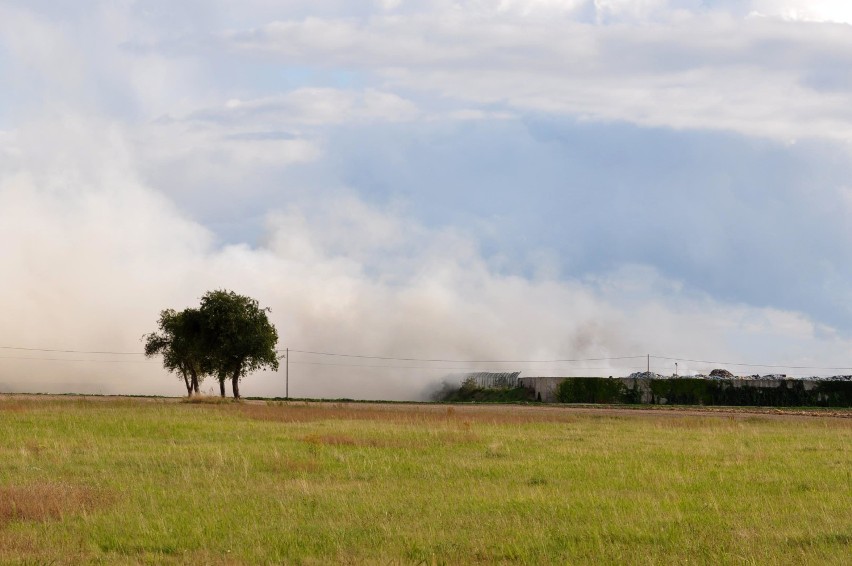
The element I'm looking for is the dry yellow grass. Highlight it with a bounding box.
[0,483,110,526]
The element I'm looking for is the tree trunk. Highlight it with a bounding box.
[219,379,226,397]
[231,363,243,399]
[189,368,200,395]
[182,372,192,397]
[231,372,240,399]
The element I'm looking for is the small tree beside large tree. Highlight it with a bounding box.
[144,290,279,399]
[143,308,208,396]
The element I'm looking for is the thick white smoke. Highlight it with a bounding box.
[1,114,849,400]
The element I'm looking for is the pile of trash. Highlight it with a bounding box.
[702,372,785,381]
[780,374,852,382]
[626,372,666,380]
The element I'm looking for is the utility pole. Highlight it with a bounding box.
[285,347,289,400]
[675,362,678,378]
[647,354,650,374]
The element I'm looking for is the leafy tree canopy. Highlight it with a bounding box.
[143,308,208,396]
[198,289,279,398]
[144,290,279,398]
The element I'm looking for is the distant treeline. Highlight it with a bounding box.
[555,377,852,407]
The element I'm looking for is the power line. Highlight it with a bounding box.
[653,355,852,371]
[0,344,644,364]
[290,360,648,371]
[282,349,646,364]
[0,355,157,364]
[0,345,143,355]
[2,341,852,373]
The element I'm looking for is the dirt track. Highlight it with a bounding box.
[2,393,850,421]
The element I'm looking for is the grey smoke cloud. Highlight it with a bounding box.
[1,114,850,399]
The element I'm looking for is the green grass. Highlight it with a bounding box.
[0,398,850,564]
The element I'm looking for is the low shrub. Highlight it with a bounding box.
[434,379,536,403]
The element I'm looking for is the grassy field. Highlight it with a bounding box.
[0,398,850,564]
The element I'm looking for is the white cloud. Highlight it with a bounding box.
[191,88,420,126]
[750,0,852,25]
[10,1,851,142]
[496,0,589,16]
[130,87,422,208]
[133,113,321,202]
[594,0,672,21]
[0,6,86,91]
[222,7,852,141]
[378,0,403,11]
[0,2,208,120]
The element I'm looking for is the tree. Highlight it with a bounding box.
[143,308,208,396]
[199,290,279,399]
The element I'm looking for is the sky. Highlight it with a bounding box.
[2,0,852,399]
